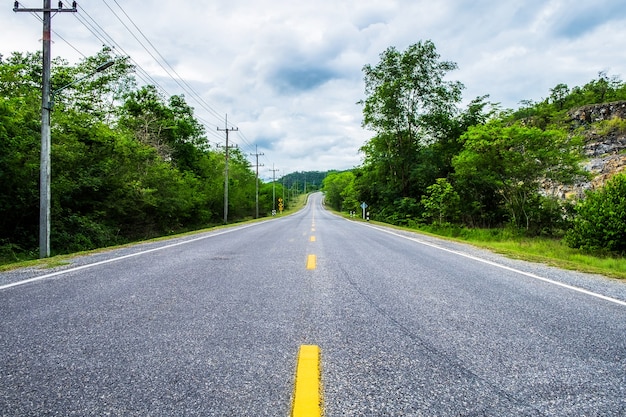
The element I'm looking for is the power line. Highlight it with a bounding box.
[250,145,265,218]
[73,8,169,97]
[72,4,228,144]
[97,2,263,156]
[105,0,227,125]
[94,0,232,137]
[67,10,228,147]
[23,1,266,164]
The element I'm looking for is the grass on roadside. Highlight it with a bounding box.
[338,212,626,280]
[457,234,626,280]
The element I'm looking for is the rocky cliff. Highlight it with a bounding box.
[564,101,626,197]
[569,101,626,123]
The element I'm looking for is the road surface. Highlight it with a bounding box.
[1,192,625,416]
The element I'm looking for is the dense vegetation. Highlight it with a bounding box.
[3,40,625,261]
[281,171,326,193]
[0,49,295,260]
[323,40,626,255]
[565,174,626,253]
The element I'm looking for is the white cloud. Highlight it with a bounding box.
[2,0,625,173]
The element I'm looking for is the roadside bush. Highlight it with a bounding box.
[565,173,626,253]
[421,178,460,226]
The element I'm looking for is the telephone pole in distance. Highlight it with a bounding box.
[269,164,280,213]
[250,146,264,218]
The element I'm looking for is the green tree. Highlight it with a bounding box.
[565,174,626,253]
[360,40,464,197]
[340,178,360,214]
[549,83,569,110]
[322,171,356,211]
[51,48,135,123]
[0,71,40,253]
[421,178,460,225]
[453,121,585,231]
[117,85,179,160]
[1,49,246,256]
[226,148,257,219]
[0,52,47,254]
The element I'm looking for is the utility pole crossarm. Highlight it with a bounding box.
[13,1,78,13]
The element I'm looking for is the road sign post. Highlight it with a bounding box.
[360,202,368,220]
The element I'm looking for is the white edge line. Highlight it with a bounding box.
[360,223,626,307]
[0,223,263,291]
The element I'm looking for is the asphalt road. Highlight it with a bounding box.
[1,192,625,416]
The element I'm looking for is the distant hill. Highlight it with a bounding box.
[279,171,333,192]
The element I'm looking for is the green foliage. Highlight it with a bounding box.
[361,40,463,136]
[592,117,626,136]
[421,178,460,225]
[281,171,326,192]
[4,41,626,258]
[360,40,464,197]
[354,39,616,249]
[340,178,360,214]
[508,72,626,127]
[0,49,263,259]
[322,171,357,211]
[390,197,421,226]
[0,57,41,252]
[408,225,626,279]
[452,121,585,231]
[565,174,626,254]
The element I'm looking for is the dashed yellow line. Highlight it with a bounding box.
[306,254,316,270]
[292,345,322,417]
[310,236,316,242]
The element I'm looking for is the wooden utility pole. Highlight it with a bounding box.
[14,1,77,258]
[269,164,280,214]
[218,115,238,223]
[250,146,264,218]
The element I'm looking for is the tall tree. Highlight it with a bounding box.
[360,40,464,197]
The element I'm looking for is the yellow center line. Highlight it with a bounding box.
[310,236,316,242]
[292,345,322,417]
[306,254,317,270]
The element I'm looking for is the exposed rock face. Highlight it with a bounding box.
[544,101,626,199]
[568,101,626,124]
[560,101,626,199]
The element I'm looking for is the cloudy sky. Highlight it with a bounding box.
[3,1,626,177]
